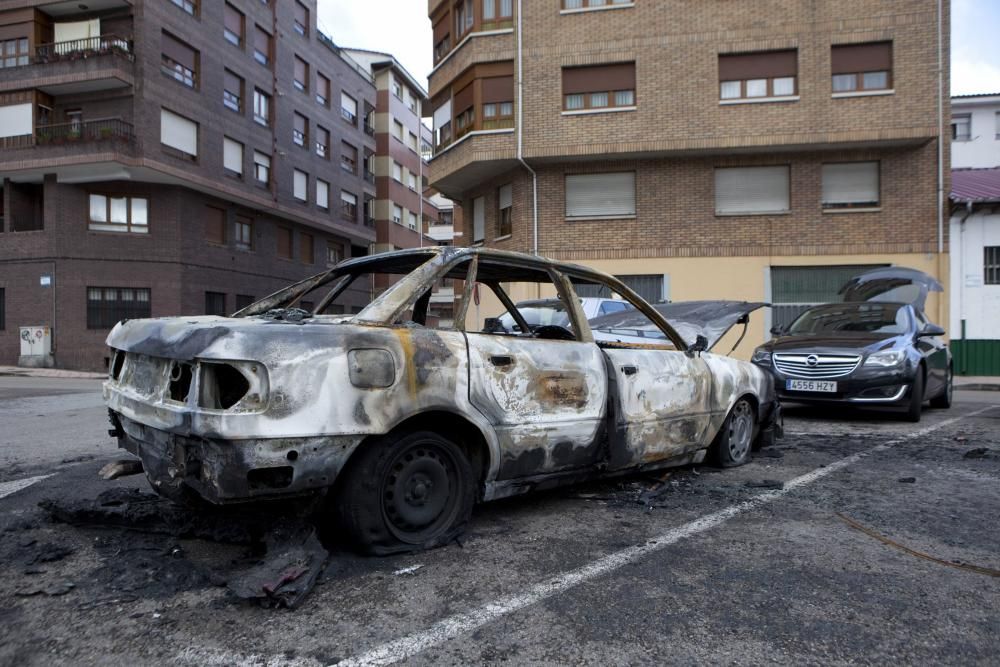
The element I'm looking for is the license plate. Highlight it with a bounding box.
[786,379,837,393]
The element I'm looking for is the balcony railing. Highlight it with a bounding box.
[364,170,375,184]
[364,215,375,228]
[364,122,375,137]
[34,35,134,64]
[0,118,136,150]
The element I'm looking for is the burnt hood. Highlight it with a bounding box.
[838,267,943,310]
[589,300,768,351]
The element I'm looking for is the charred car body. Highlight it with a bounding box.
[104,248,780,553]
[751,268,952,422]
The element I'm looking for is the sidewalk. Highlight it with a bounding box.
[955,376,1000,391]
[0,365,105,379]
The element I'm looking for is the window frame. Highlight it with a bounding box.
[564,171,636,220]
[223,69,244,113]
[0,37,30,68]
[497,183,513,238]
[985,246,1000,286]
[562,63,637,113]
[253,150,271,186]
[253,88,271,126]
[341,191,358,222]
[952,113,972,142]
[86,287,152,330]
[223,3,244,47]
[88,193,150,234]
[718,50,798,103]
[234,216,254,250]
[830,42,893,96]
[821,161,880,211]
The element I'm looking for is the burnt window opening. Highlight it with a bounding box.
[110,349,126,381]
[199,363,250,410]
[168,361,194,402]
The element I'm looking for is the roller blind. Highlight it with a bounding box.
[294,56,307,82]
[821,162,879,206]
[294,113,306,133]
[499,184,512,209]
[473,196,485,241]
[433,99,452,129]
[341,191,357,205]
[341,92,357,115]
[254,26,270,54]
[0,103,33,138]
[253,151,270,169]
[162,32,196,70]
[433,13,449,41]
[832,42,892,74]
[224,4,242,36]
[224,69,241,95]
[160,108,198,156]
[317,180,329,208]
[223,137,243,174]
[294,2,307,27]
[718,50,797,80]
[565,172,636,218]
[483,76,514,103]
[563,63,636,95]
[454,83,474,113]
[714,166,789,214]
[294,170,307,200]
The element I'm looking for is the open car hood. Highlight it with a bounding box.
[589,300,768,351]
[838,267,943,310]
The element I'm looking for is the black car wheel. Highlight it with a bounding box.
[713,398,756,467]
[333,430,475,555]
[929,365,953,409]
[905,370,925,423]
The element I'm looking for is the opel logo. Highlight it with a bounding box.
[806,354,819,367]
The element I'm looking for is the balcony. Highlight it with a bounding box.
[428,129,517,198]
[364,122,375,137]
[364,170,375,184]
[0,36,134,95]
[0,118,136,151]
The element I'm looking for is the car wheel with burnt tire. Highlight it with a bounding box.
[713,398,756,467]
[332,430,476,555]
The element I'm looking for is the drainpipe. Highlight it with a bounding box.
[957,200,973,361]
[936,0,945,326]
[516,0,538,256]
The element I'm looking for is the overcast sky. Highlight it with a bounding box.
[317,0,1000,96]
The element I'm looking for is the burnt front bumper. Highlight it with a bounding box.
[110,411,363,504]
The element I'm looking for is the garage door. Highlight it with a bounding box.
[770,265,886,330]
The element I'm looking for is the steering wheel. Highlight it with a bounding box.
[532,325,576,341]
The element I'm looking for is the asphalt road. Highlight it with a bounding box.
[1,377,999,666]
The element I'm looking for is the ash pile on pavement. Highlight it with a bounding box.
[25,487,331,609]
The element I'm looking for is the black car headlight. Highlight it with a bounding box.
[864,350,905,368]
[751,348,772,364]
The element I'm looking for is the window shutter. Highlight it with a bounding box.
[718,50,797,80]
[254,26,270,54]
[821,162,879,206]
[294,113,306,134]
[341,93,357,116]
[205,206,226,244]
[454,84,474,113]
[317,180,329,208]
[433,99,452,130]
[223,137,243,173]
[433,13,449,41]
[832,42,892,74]
[160,109,198,156]
[565,172,636,218]
[499,184,513,209]
[294,2,308,27]
[482,76,514,103]
[473,196,485,241]
[317,72,329,99]
[224,4,242,36]
[0,103,33,138]
[295,57,306,82]
[224,69,241,95]
[714,166,789,214]
[162,31,196,70]
[294,170,307,200]
[563,63,636,95]
[253,151,270,169]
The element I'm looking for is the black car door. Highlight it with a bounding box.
[912,308,947,396]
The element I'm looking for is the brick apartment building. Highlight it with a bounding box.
[0,0,383,371]
[426,0,951,351]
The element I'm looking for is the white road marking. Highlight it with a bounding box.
[0,474,52,500]
[393,565,425,576]
[333,407,996,667]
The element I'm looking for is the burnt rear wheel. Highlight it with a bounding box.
[333,430,475,555]
[712,398,756,468]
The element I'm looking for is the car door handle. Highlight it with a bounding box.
[490,354,514,367]
[622,365,638,376]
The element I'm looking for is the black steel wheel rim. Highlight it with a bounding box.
[381,440,460,543]
[728,400,754,461]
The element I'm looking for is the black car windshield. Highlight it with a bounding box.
[788,303,910,335]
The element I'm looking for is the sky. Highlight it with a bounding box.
[318,0,1000,96]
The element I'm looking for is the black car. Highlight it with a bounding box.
[751,268,952,422]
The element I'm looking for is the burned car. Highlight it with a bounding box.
[104,248,780,554]
[751,267,951,422]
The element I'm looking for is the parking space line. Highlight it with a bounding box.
[0,474,52,501]
[332,406,996,667]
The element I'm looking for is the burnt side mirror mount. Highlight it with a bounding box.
[917,323,946,338]
[688,334,709,354]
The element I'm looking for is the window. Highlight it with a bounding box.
[393,204,403,224]
[224,3,244,47]
[88,194,149,233]
[952,114,971,141]
[986,247,1000,285]
[223,137,244,176]
[498,183,512,237]
[392,79,402,99]
[316,179,329,210]
[406,90,417,113]
[392,162,403,182]
[294,56,308,93]
[223,70,243,113]
[87,288,151,330]
[408,211,418,230]
[719,50,797,101]
[327,242,341,267]
[472,196,485,242]
[316,72,330,106]
[455,0,474,38]
[0,288,4,330]
[341,191,358,221]
[341,142,358,173]
[235,216,253,249]
[316,125,330,158]
[831,42,892,93]
[170,0,197,16]
[205,205,226,244]
[236,294,256,310]
[293,112,308,147]
[483,0,514,27]
[821,162,879,210]
[294,169,308,201]
[301,233,313,264]
[294,1,309,36]
[277,227,293,259]
[341,93,358,125]
[161,32,198,88]
[482,75,515,128]
[1,38,30,68]
[160,109,198,158]
[996,111,1000,139]
[408,132,419,151]
[205,292,227,316]
[254,25,271,66]
[393,119,405,141]
[253,150,270,184]
[253,88,270,125]
[714,166,790,215]
[408,172,417,191]
[432,13,451,64]
[562,63,636,111]
[432,98,453,147]
[565,172,636,218]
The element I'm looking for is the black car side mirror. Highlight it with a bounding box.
[688,334,709,354]
[769,326,784,336]
[917,323,946,338]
